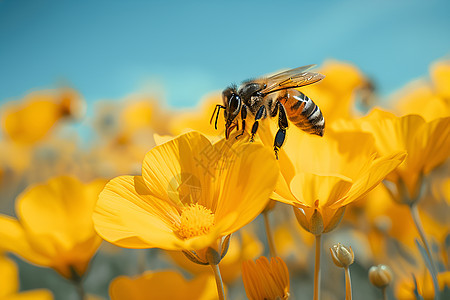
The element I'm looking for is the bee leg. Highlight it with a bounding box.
[250,105,266,142]
[235,104,248,139]
[273,103,288,159]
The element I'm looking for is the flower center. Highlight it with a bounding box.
[176,203,215,239]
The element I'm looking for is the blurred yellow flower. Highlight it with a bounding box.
[430,60,450,99]
[337,109,450,204]
[166,230,263,284]
[396,271,450,300]
[390,60,450,121]
[0,176,106,279]
[242,256,290,300]
[298,60,369,124]
[120,97,170,136]
[392,82,449,122]
[365,184,448,253]
[1,89,83,145]
[0,255,53,300]
[109,271,218,300]
[169,93,226,137]
[262,128,406,234]
[93,131,278,258]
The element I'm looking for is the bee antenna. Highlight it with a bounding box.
[210,104,225,130]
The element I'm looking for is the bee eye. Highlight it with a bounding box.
[228,94,241,115]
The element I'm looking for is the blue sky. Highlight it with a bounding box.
[1,0,449,108]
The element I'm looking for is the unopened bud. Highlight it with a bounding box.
[369,264,393,288]
[330,243,354,268]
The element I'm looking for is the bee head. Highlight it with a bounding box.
[222,87,241,138]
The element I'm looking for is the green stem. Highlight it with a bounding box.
[74,280,85,300]
[263,210,277,258]
[382,287,387,300]
[211,264,226,300]
[344,267,352,300]
[409,204,439,298]
[314,234,322,300]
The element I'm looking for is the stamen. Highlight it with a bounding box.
[175,203,215,239]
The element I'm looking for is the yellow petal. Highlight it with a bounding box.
[289,173,353,208]
[17,176,103,254]
[256,119,298,203]
[242,256,290,300]
[420,117,450,174]
[153,133,175,146]
[93,176,182,250]
[4,290,54,300]
[0,256,18,297]
[14,176,103,276]
[431,60,450,99]
[142,131,215,207]
[393,82,449,122]
[213,142,279,234]
[109,271,218,300]
[0,215,51,266]
[0,256,53,299]
[333,151,407,208]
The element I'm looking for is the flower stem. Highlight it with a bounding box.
[381,287,387,300]
[263,210,277,258]
[211,263,226,300]
[314,234,322,300]
[75,280,85,300]
[409,204,439,297]
[410,204,436,273]
[344,267,352,300]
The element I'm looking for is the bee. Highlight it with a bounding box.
[210,65,325,158]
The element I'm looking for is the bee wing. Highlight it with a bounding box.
[260,65,325,95]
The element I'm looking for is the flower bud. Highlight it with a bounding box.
[329,243,354,268]
[369,264,393,288]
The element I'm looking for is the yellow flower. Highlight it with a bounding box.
[430,60,450,99]
[166,230,263,284]
[389,60,450,122]
[365,184,448,251]
[396,271,450,300]
[120,97,170,136]
[297,60,369,124]
[392,81,449,122]
[1,89,83,145]
[338,109,450,203]
[0,255,53,300]
[242,256,290,300]
[93,131,278,258]
[169,93,226,137]
[261,127,406,234]
[109,271,218,300]
[0,176,106,279]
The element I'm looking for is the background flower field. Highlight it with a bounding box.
[0,1,449,299]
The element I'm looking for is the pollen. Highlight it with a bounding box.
[176,203,215,239]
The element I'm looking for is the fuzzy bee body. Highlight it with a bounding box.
[210,65,325,157]
[275,89,325,136]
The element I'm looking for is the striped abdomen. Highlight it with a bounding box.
[277,89,325,136]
